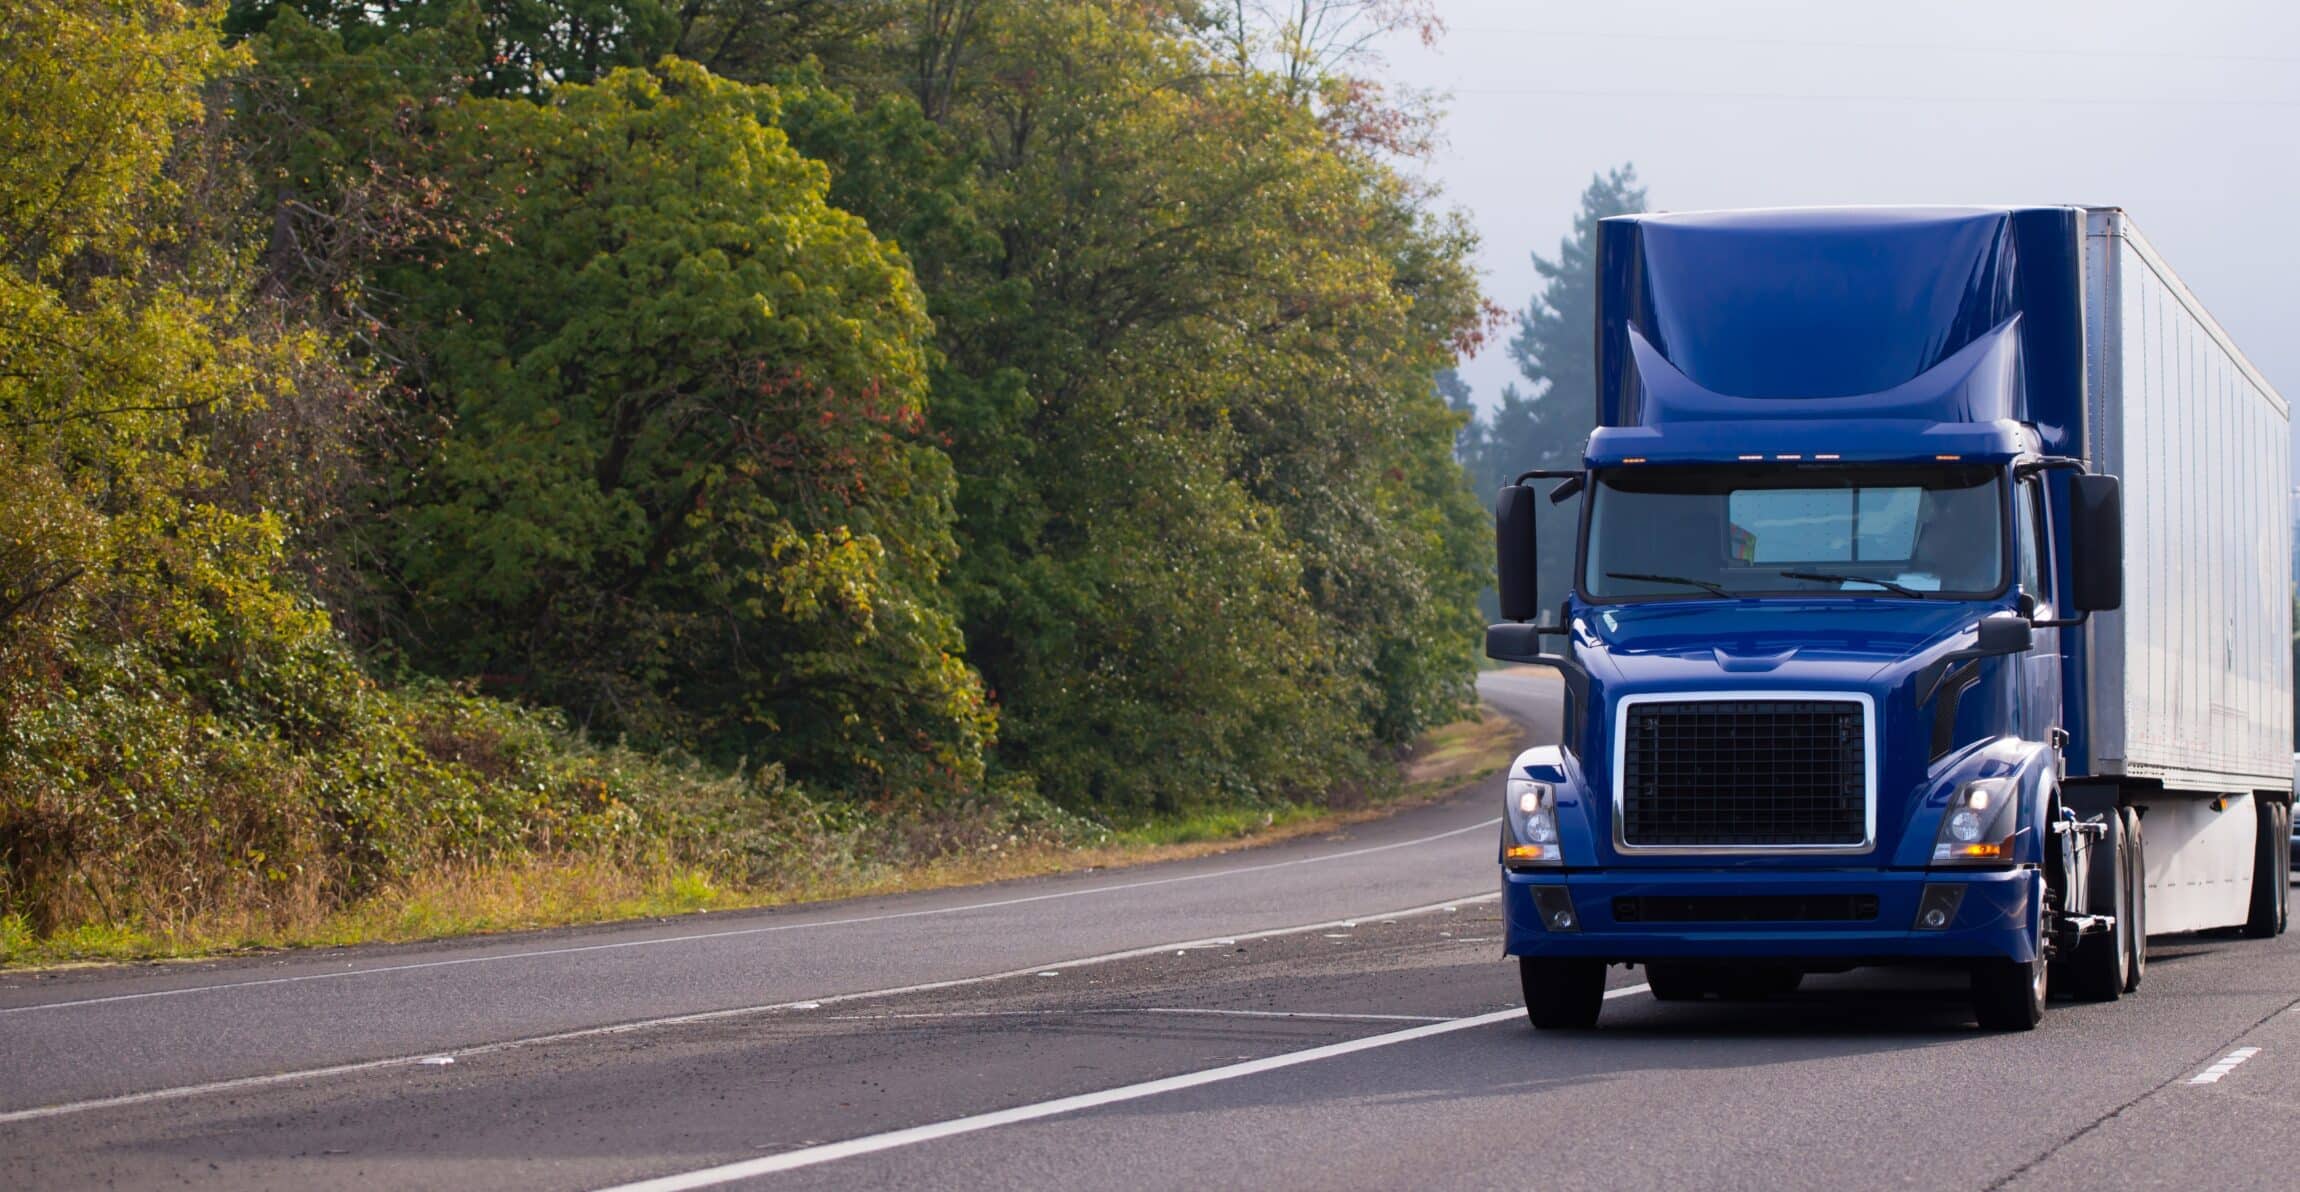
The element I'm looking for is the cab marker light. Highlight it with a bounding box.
[1776,453,1802,460]
[1814,453,1841,461]
[1738,454,1763,461]
[1935,454,1961,461]
[1622,456,1646,464]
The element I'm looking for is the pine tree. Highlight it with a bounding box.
[1473,164,1646,614]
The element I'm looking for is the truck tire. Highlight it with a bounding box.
[2121,806,2145,992]
[2245,797,2284,939]
[1972,951,2046,1031]
[2067,812,2127,1002]
[2279,801,2291,936]
[1644,963,1708,1002]
[1973,873,2048,1031]
[1520,957,1605,1030]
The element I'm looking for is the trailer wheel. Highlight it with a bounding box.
[2244,797,2284,939]
[2067,812,2127,1001]
[2121,806,2145,992]
[2278,801,2291,936]
[1520,957,1606,1030]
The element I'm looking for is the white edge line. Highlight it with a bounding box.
[3,818,1504,1016]
[594,983,1652,1192]
[824,1008,1452,1024]
[0,892,1502,1125]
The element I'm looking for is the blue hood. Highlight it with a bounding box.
[1579,598,1982,683]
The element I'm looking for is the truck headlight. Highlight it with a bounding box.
[1505,777,1562,867]
[1932,777,2019,864]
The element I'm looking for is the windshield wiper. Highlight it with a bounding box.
[1606,571,1731,598]
[1778,570,1926,598]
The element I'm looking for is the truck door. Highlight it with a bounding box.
[2017,474,2062,741]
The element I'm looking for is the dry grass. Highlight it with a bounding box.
[2,702,1529,970]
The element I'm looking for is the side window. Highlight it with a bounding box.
[2016,478,2045,603]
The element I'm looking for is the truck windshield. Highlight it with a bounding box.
[1582,464,2006,601]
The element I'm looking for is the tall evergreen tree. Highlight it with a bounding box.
[1465,164,1645,614]
[1436,368,1478,460]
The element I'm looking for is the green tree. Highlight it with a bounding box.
[800,2,1490,810]
[0,0,318,702]
[375,60,992,797]
[221,0,1492,817]
[225,0,898,97]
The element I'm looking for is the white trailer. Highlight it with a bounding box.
[2078,207,2293,935]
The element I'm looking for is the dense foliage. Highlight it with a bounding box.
[794,4,1491,810]
[0,1,746,937]
[2,0,1490,943]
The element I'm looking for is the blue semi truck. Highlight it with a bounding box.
[1487,206,2292,1030]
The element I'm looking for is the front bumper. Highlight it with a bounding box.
[1502,865,2040,964]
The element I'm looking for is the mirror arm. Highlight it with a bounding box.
[1510,467,1587,506]
[2014,456,2089,478]
[2029,613,2087,629]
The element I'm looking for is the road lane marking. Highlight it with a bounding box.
[2187,1047,2262,1084]
[3,818,1502,1016]
[0,892,1500,1125]
[822,1008,1453,1024]
[594,984,1651,1191]
[1135,1008,1449,1023]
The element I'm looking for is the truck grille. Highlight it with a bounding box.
[1619,699,1867,848]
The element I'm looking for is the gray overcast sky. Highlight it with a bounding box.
[1383,0,2300,457]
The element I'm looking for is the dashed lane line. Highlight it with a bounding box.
[2187,1047,2262,1085]
[592,984,1652,1192]
[3,818,1501,1016]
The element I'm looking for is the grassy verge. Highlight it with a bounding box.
[0,703,1526,970]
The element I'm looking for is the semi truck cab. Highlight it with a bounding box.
[1488,207,2292,1031]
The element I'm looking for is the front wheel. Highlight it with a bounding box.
[1973,872,2047,1032]
[1520,957,1606,1030]
[1972,950,2046,1031]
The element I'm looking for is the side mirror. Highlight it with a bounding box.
[1973,611,2034,655]
[1485,622,1547,663]
[2069,474,2123,613]
[1496,484,1539,622]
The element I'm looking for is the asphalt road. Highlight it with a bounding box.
[7,669,2300,1190]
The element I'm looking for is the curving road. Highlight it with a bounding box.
[6,669,2299,1190]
